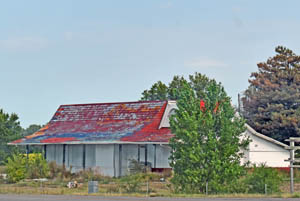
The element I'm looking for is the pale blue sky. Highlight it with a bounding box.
[1,0,300,128]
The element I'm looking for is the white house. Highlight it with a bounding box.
[10,100,289,177]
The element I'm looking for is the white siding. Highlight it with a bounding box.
[95,144,114,176]
[244,130,289,167]
[156,145,171,168]
[67,145,83,172]
[46,144,63,165]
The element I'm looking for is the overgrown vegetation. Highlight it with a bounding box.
[244,164,283,194]
[5,153,49,183]
[0,158,298,196]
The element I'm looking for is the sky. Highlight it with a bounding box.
[1,0,300,128]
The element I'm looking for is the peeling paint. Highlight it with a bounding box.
[12,101,173,145]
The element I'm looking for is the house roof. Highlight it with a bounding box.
[10,100,173,145]
[245,124,288,148]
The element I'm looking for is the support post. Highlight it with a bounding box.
[265,184,267,195]
[26,145,29,171]
[83,144,86,170]
[290,140,295,194]
[119,144,122,177]
[63,144,66,167]
[44,145,47,160]
[145,145,148,167]
[138,145,140,162]
[26,145,29,159]
[113,145,116,177]
[154,144,157,168]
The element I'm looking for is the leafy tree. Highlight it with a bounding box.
[141,72,214,101]
[141,81,168,101]
[0,109,22,164]
[169,81,248,193]
[21,124,43,153]
[241,46,300,142]
[22,124,42,137]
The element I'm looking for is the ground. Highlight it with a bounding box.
[0,195,299,201]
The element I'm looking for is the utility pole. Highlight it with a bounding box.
[285,137,300,194]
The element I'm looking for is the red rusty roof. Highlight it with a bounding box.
[11,100,173,145]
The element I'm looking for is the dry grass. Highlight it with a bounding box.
[0,181,300,198]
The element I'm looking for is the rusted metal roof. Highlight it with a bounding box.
[11,101,173,145]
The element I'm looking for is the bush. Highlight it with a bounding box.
[245,164,283,194]
[48,162,72,180]
[27,153,49,179]
[118,173,145,193]
[5,154,26,183]
[5,153,49,183]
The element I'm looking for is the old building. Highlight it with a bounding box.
[10,100,289,176]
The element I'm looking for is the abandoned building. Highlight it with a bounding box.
[10,100,289,177]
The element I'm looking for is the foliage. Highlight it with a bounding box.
[5,153,49,183]
[118,173,145,193]
[141,73,214,101]
[128,159,146,174]
[0,109,22,164]
[117,172,160,193]
[26,153,49,179]
[5,154,27,183]
[22,124,42,137]
[244,164,283,193]
[241,46,300,142]
[169,80,249,193]
[48,161,72,180]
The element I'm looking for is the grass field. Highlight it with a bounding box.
[0,179,300,198]
[1,165,300,198]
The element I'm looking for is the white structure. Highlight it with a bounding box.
[241,124,289,167]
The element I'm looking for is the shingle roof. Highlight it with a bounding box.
[11,101,173,145]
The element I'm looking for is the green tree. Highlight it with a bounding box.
[241,46,300,142]
[141,81,168,101]
[141,72,214,101]
[0,109,22,164]
[22,124,42,137]
[169,81,248,193]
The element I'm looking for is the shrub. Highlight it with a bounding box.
[48,161,74,180]
[245,164,283,194]
[5,154,26,183]
[118,173,145,193]
[27,153,49,179]
[5,153,49,183]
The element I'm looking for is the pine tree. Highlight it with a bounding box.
[169,81,247,193]
[242,46,300,142]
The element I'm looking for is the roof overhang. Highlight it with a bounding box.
[8,141,170,146]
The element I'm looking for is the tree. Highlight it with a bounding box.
[169,81,248,193]
[0,109,22,164]
[241,46,300,142]
[141,81,168,101]
[21,124,43,153]
[22,124,42,137]
[141,72,214,101]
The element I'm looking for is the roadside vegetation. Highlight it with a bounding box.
[1,155,300,197]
